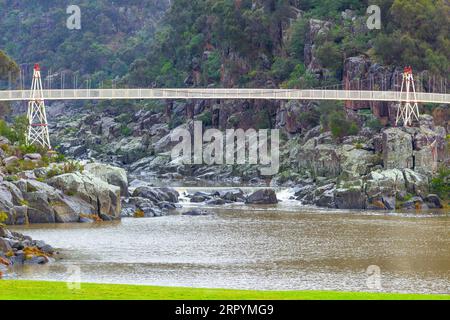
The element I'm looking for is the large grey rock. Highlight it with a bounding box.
[365,169,406,198]
[382,128,413,169]
[47,172,121,219]
[24,153,42,161]
[84,163,129,196]
[245,189,278,204]
[298,139,341,178]
[403,169,429,197]
[3,156,18,167]
[424,194,443,209]
[315,189,336,208]
[132,186,179,204]
[340,145,377,179]
[334,182,366,209]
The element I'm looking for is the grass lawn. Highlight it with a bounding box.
[0,280,449,300]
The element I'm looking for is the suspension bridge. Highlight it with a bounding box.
[0,88,449,103]
[1,64,448,149]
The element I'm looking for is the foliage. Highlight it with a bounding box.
[0,1,170,86]
[0,211,8,226]
[373,0,449,77]
[120,125,132,137]
[430,167,450,200]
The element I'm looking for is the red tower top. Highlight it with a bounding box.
[34,63,40,71]
[404,66,412,74]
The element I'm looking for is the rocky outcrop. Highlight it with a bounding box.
[1,226,55,276]
[383,128,413,170]
[245,189,278,204]
[47,172,121,219]
[84,163,129,196]
[121,186,180,218]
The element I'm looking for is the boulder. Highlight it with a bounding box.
[47,172,121,219]
[339,146,377,179]
[315,189,336,208]
[24,153,42,161]
[213,189,244,202]
[401,196,427,210]
[382,128,413,169]
[424,194,443,209]
[0,238,12,253]
[3,156,18,167]
[403,169,429,197]
[245,189,278,204]
[84,163,129,196]
[132,187,179,204]
[334,186,366,209]
[365,169,406,198]
[298,140,341,178]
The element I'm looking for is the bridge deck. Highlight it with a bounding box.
[0,89,448,103]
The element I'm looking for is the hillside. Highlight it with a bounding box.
[0,0,170,87]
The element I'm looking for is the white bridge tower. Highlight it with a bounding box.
[395,66,420,127]
[26,64,51,149]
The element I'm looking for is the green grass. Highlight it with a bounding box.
[0,280,448,300]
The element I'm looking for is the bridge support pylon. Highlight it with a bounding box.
[26,64,51,149]
[395,66,420,127]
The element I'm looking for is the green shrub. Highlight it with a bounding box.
[328,111,359,139]
[0,211,8,226]
[120,125,132,136]
[430,167,450,200]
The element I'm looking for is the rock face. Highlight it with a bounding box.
[47,172,121,219]
[0,226,55,272]
[122,187,180,218]
[84,163,129,196]
[245,189,278,204]
[383,128,413,169]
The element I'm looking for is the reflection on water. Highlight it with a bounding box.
[8,197,450,294]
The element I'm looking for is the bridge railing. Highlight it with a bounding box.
[0,89,448,103]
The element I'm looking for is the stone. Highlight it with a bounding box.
[315,189,336,208]
[24,153,42,161]
[382,128,413,169]
[205,198,227,205]
[3,156,18,167]
[298,141,341,178]
[365,169,406,198]
[48,172,121,219]
[190,195,209,203]
[334,187,366,209]
[402,197,426,210]
[132,187,179,204]
[424,194,443,209]
[403,169,429,197]
[340,147,377,179]
[0,238,12,253]
[84,163,129,196]
[245,189,278,205]
[213,189,244,202]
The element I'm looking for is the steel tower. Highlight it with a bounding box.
[26,64,51,149]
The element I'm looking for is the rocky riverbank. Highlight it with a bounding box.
[0,225,55,276]
[46,99,449,213]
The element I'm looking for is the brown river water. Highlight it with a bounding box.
[8,188,450,294]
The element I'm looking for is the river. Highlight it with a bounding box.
[8,188,450,294]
